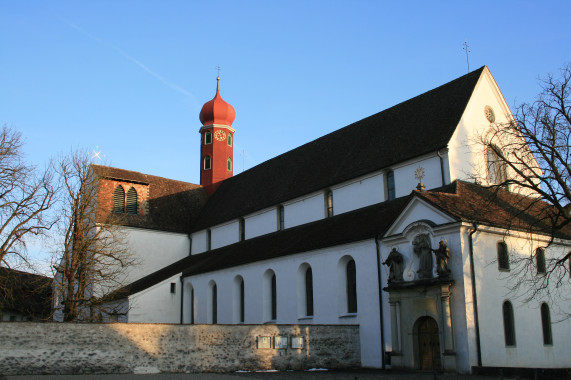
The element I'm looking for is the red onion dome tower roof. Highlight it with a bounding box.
[199,77,236,126]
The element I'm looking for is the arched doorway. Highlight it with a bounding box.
[416,316,441,370]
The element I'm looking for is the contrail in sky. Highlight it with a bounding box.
[57,15,195,99]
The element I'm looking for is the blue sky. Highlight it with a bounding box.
[2,0,570,185]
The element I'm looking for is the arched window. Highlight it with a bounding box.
[503,301,516,346]
[113,186,125,213]
[184,282,195,324]
[497,242,510,271]
[278,206,285,231]
[540,303,553,345]
[386,170,395,200]
[263,269,277,322]
[126,187,137,215]
[346,259,357,313]
[297,264,314,318]
[228,133,233,146]
[305,267,314,316]
[204,131,212,145]
[208,282,217,324]
[233,276,245,323]
[227,158,232,171]
[239,218,245,242]
[325,190,333,218]
[536,248,546,274]
[204,156,212,170]
[487,145,507,184]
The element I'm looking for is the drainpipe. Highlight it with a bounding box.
[375,235,386,369]
[180,276,184,324]
[437,150,446,186]
[468,223,482,368]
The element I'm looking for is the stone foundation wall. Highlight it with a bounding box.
[0,323,360,375]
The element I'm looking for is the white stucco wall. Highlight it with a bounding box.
[128,275,181,323]
[471,229,571,368]
[284,192,324,228]
[245,208,278,239]
[123,227,189,283]
[181,239,385,369]
[211,220,239,250]
[333,173,384,216]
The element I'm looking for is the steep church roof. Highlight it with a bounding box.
[191,67,486,231]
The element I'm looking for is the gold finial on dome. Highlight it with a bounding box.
[216,76,220,91]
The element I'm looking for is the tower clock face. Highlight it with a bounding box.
[214,130,227,141]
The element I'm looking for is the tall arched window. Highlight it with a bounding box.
[126,187,137,215]
[204,156,212,170]
[113,186,125,213]
[325,190,333,218]
[204,131,212,145]
[233,275,245,323]
[211,282,218,324]
[540,303,553,345]
[346,259,357,313]
[487,145,507,184]
[386,170,395,200]
[536,248,546,274]
[503,301,516,346]
[227,158,232,171]
[305,267,314,316]
[297,263,314,318]
[228,133,233,146]
[263,269,277,322]
[497,242,510,271]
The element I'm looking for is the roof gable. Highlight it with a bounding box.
[192,67,485,231]
[384,195,459,237]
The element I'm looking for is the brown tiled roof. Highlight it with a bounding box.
[416,181,571,239]
[191,67,485,231]
[0,267,53,319]
[92,165,209,233]
[114,195,410,298]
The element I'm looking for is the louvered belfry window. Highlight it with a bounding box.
[126,187,137,215]
[113,186,125,213]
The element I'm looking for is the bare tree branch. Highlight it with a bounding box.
[52,150,138,322]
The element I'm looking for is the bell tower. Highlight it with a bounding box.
[199,77,236,194]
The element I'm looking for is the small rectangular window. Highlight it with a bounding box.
[170,283,176,294]
[497,242,510,271]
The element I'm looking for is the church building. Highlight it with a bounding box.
[90,67,570,373]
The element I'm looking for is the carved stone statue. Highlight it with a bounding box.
[413,234,433,279]
[433,240,451,277]
[383,248,404,282]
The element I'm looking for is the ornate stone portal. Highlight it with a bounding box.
[383,231,455,371]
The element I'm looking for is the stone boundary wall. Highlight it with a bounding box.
[0,323,360,375]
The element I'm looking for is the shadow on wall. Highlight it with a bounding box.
[0,323,360,375]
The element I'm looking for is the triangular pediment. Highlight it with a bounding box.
[384,196,458,237]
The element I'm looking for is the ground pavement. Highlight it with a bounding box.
[0,369,505,380]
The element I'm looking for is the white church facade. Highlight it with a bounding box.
[90,67,570,373]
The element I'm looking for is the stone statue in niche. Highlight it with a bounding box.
[433,240,451,277]
[413,234,433,279]
[383,248,404,282]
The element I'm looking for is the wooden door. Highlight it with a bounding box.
[418,317,441,370]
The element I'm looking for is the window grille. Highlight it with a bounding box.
[113,186,125,213]
[126,187,137,215]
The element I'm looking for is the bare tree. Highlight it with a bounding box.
[52,150,137,322]
[479,64,570,311]
[0,125,56,267]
